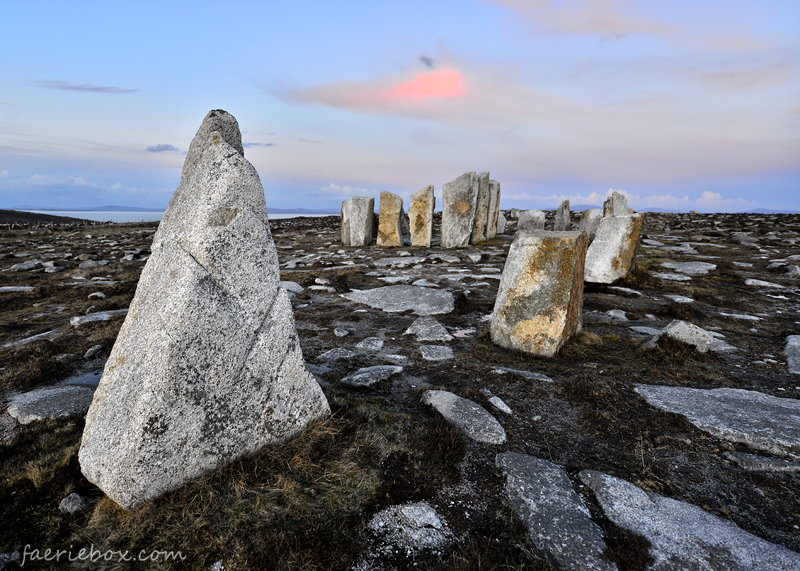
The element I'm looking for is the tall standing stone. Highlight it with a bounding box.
[517,209,545,231]
[409,185,435,247]
[78,110,331,510]
[491,230,587,357]
[470,172,491,245]
[584,213,644,284]
[342,197,375,246]
[441,172,478,248]
[554,199,570,231]
[603,191,627,217]
[497,212,507,234]
[377,190,405,247]
[487,180,501,240]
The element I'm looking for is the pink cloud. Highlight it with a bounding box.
[380,69,466,102]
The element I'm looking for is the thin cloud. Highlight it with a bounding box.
[242,142,275,148]
[296,138,324,144]
[31,80,139,94]
[419,55,435,68]
[147,144,179,152]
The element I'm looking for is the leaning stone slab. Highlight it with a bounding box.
[496,453,616,571]
[635,384,800,459]
[579,209,603,242]
[641,320,714,353]
[377,190,405,247]
[342,285,454,315]
[496,211,507,234]
[584,213,644,284]
[7,385,95,425]
[408,185,435,247]
[340,365,403,388]
[342,197,375,246]
[580,469,800,571]
[516,209,545,231]
[79,110,330,510]
[553,199,570,231]
[491,230,587,357]
[70,309,128,328]
[470,172,491,245]
[422,390,506,444]
[441,171,478,248]
[487,180,501,239]
[785,335,800,375]
[404,316,453,341]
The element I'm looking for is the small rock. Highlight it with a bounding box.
[466,253,481,263]
[665,295,693,303]
[606,309,628,321]
[492,366,554,382]
[422,390,506,444]
[70,309,128,327]
[420,345,453,361]
[314,277,331,285]
[356,337,384,351]
[745,278,785,289]
[59,492,90,514]
[368,501,452,554]
[653,272,692,281]
[280,281,304,293]
[404,316,453,342]
[642,320,713,353]
[340,365,403,388]
[317,348,356,361]
[84,344,103,359]
[7,385,95,424]
[334,328,349,337]
[88,291,106,300]
[480,389,512,414]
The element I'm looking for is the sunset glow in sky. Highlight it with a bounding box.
[1,0,798,212]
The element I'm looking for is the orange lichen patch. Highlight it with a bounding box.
[377,191,404,247]
[610,215,643,274]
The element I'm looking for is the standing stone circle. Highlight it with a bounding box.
[79,110,330,510]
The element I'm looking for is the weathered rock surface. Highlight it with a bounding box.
[78,110,330,509]
[580,469,800,571]
[724,451,800,473]
[487,179,501,239]
[660,261,716,275]
[367,501,452,553]
[491,230,587,357]
[422,390,506,444]
[404,316,453,342]
[635,384,800,459]
[342,285,454,315]
[584,213,644,284]
[59,492,90,514]
[341,197,375,246]
[377,190,405,247]
[553,199,570,231]
[579,208,603,242]
[441,171,478,248]
[517,209,545,231]
[70,309,128,328]
[603,191,627,217]
[470,172,491,245]
[641,320,714,353]
[408,185,434,247]
[786,335,800,374]
[7,385,95,425]
[496,453,616,571]
[420,345,453,361]
[340,365,403,388]
[496,211,507,234]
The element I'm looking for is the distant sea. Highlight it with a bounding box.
[24,210,337,224]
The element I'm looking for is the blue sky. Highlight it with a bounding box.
[1,0,798,212]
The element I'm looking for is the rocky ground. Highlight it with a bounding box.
[0,210,798,570]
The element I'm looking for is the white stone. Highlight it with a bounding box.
[404,316,453,342]
[342,285,454,315]
[422,390,506,444]
[516,209,545,231]
[553,199,570,231]
[584,214,644,284]
[420,345,453,361]
[642,320,714,353]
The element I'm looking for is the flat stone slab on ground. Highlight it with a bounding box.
[404,316,453,342]
[635,384,800,459]
[745,278,785,289]
[420,345,453,361]
[422,390,506,444]
[368,501,452,552]
[724,451,800,473]
[356,337,384,351]
[496,453,616,571]
[580,469,800,571]
[7,385,95,425]
[492,366,554,382]
[342,285,454,315]
[317,347,356,361]
[660,261,716,275]
[653,272,692,281]
[70,309,128,327]
[340,365,403,388]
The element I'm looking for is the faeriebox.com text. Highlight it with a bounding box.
[21,544,186,565]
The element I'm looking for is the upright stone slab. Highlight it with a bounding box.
[441,172,478,248]
[409,185,435,247]
[470,172,491,245]
[603,191,627,217]
[579,209,603,242]
[377,190,405,247]
[517,209,545,231]
[351,197,375,246]
[584,213,644,284]
[496,212,507,234]
[340,200,351,245]
[487,180,501,239]
[491,230,588,357]
[554,199,570,231]
[78,110,331,510]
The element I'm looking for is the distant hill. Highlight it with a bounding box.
[267,207,339,214]
[743,208,800,214]
[13,205,163,212]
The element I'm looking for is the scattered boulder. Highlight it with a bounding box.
[404,316,453,342]
[408,185,435,247]
[583,213,644,284]
[341,197,375,246]
[491,230,587,357]
[377,190,405,247]
[635,384,800,459]
[496,453,616,571]
[340,365,403,388]
[580,469,800,570]
[342,285,454,315]
[78,110,330,510]
[641,320,714,353]
[553,199,570,231]
[7,385,95,425]
[422,390,506,444]
[517,209,545,231]
[441,171,478,248]
[470,172,491,245]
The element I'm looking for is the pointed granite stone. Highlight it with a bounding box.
[409,185,435,247]
[79,110,330,509]
[553,199,570,231]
